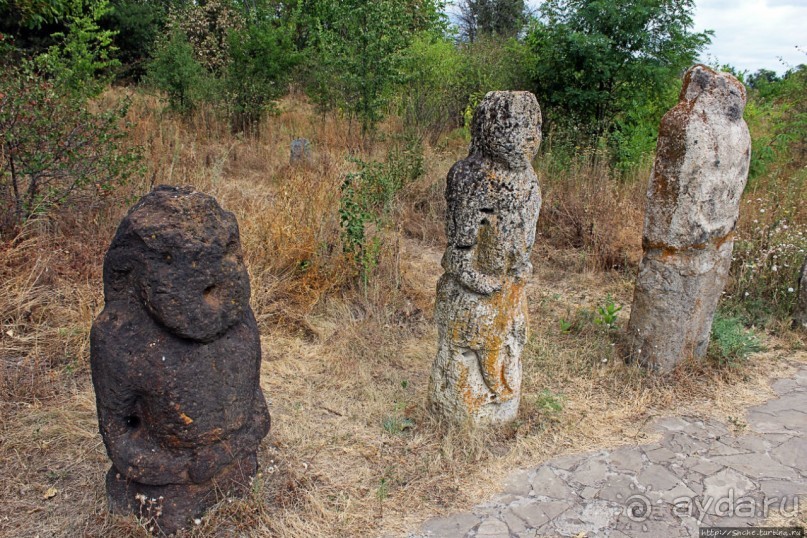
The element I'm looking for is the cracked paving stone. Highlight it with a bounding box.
[503,471,532,496]
[664,432,711,456]
[529,466,575,500]
[421,513,481,537]
[509,499,572,529]
[410,367,807,538]
[637,463,685,492]
[607,448,645,474]
[712,452,800,480]
[474,518,511,538]
[770,435,806,468]
[643,445,680,464]
[569,457,611,487]
[757,479,807,501]
[702,467,757,501]
[598,475,638,503]
[551,501,623,536]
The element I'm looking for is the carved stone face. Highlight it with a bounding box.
[471,91,542,167]
[103,186,250,342]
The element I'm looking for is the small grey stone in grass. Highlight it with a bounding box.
[90,186,270,535]
[428,91,542,425]
[627,65,751,373]
[290,138,312,164]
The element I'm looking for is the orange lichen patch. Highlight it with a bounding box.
[479,279,525,398]
[458,363,488,413]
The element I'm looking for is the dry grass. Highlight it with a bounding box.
[1,90,805,538]
[536,152,647,273]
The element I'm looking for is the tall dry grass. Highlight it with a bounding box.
[535,148,647,273]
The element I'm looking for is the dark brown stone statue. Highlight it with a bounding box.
[90,185,270,534]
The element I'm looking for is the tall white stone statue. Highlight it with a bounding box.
[627,65,751,372]
[429,91,542,425]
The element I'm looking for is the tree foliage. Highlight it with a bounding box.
[526,0,712,148]
[305,0,434,135]
[225,17,299,132]
[456,0,527,42]
[0,61,140,235]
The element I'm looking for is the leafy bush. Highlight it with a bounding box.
[34,0,119,98]
[339,136,424,285]
[166,0,245,74]
[102,0,166,81]
[225,19,299,133]
[146,30,213,113]
[0,62,140,235]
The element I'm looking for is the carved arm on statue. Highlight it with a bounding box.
[443,245,503,295]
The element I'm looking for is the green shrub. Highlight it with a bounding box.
[339,137,424,285]
[709,315,764,367]
[146,30,212,113]
[0,61,140,235]
[34,0,120,98]
[225,20,299,133]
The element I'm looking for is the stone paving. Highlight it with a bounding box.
[413,367,807,537]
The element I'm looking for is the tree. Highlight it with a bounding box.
[146,29,210,112]
[102,0,166,80]
[526,0,712,146]
[456,0,527,42]
[35,0,120,97]
[225,17,299,132]
[0,60,140,235]
[306,0,429,136]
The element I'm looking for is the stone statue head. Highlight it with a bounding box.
[103,185,250,343]
[681,64,747,122]
[470,91,542,168]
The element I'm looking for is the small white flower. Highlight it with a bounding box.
[194,518,202,525]
[788,288,795,293]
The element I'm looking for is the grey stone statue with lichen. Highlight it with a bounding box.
[627,65,752,373]
[429,91,542,425]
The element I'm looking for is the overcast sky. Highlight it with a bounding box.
[692,0,805,74]
[515,0,806,75]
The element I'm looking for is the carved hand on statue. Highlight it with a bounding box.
[444,246,503,295]
[457,270,503,295]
